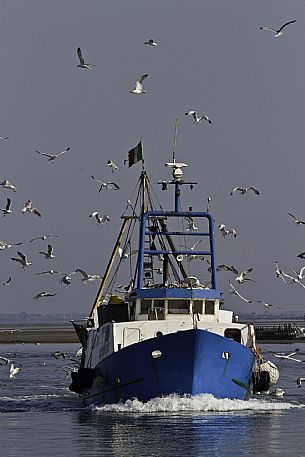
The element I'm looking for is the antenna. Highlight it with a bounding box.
[172,119,178,164]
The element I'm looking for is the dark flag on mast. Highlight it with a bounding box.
[127,141,143,167]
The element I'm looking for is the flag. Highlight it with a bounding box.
[127,141,143,167]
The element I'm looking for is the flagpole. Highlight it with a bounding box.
[173,119,178,164]
[140,138,145,171]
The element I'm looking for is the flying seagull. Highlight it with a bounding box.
[22,200,42,217]
[9,363,21,379]
[75,268,103,284]
[185,111,212,125]
[235,268,255,284]
[208,264,238,274]
[3,276,12,286]
[91,176,120,192]
[36,269,62,275]
[59,272,76,285]
[38,244,55,260]
[29,234,59,243]
[275,261,287,283]
[259,20,296,37]
[0,136,9,140]
[0,240,22,250]
[256,300,280,309]
[33,292,57,300]
[76,47,97,69]
[107,159,118,173]
[11,251,31,269]
[0,180,16,192]
[296,377,305,387]
[288,213,305,226]
[1,198,12,216]
[218,224,237,238]
[289,266,305,281]
[130,74,148,94]
[272,349,304,362]
[36,147,71,162]
[229,281,253,303]
[89,211,110,225]
[144,39,158,46]
[230,186,260,196]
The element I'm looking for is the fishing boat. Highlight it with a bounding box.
[69,143,278,405]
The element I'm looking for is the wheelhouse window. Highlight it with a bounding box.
[193,301,203,314]
[168,300,189,314]
[224,328,241,343]
[205,300,215,315]
[140,300,152,314]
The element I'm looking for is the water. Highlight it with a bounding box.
[1,343,305,457]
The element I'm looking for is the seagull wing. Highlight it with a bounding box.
[5,198,11,211]
[288,213,297,220]
[259,27,277,33]
[107,182,120,190]
[247,186,260,195]
[77,47,85,65]
[278,20,296,33]
[138,74,148,84]
[230,187,244,195]
[47,244,53,256]
[36,151,54,159]
[76,268,89,279]
[17,251,26,262]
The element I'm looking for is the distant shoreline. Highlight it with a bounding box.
[0,325,79,344]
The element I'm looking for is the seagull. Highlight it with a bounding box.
[230,186,260,196]
[91,176,120,192]
[59,272,76,285]
[38,244,55,260]
[229,281,253,303]
[282,271,305,289]
[297,252,305,260]
[290,266,305,281]
[235,268,255,284]
[3,276,12,286]
[208,264,239,274]
[0,180,16,192]
[107,159,118,173]
[185,111,212,125]
[11,251,31,269]
[1,198,12,216]
[36,269,61,275]
[9,363,21,379]
[218,224,237,238]
[0,136,9,140]
[144,39,158,46]
[29,234,59,243]
[275,261,287,283]
[0,240,22,250]
[33,292,57,300]
[75,268,103,284]
[76,47,97,69]
[118,246,138,260]
[296,377,305,387]
[129,74,148,94]
[259,20,296,37]
[185,216,198,231]
[36,147,71,162]
[89,211,110,225]
[22,200,42,217]
[272,349,304,362]
[256,300,280,309]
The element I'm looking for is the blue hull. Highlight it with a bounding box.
[83,329,255,405]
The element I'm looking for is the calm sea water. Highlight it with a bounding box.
[1,342,305,457]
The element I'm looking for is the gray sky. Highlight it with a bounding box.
[1,0,305,315]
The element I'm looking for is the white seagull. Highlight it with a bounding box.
[218,224,237,238]
[290,266,305,281]
[230,186,260,196]
[275,261,287,283]
[22,200,42,217]
[0,136,9,140]
[235,268,255,284]
[38,244,55,260]
[77,47,97,69]
[272,349,304,362]
[36,147,71,162]
[11,251,31,269]
[296,377,305,387]
[259,20,296,37]
[89,211,110,225]
[75,269,103,284]
[130,74,148,94]
[144,39,158,46]
[229,281,253,303]
[36,269,62,275]
[256,300,280,309]
[107,159,118,173]
[1,197,12,216]
[59,272,76,285]
[29,234,59,243]
[9,363,21,379]
[33,292,57,300]
[0,240,22,250]
[185,216,198,231]
[91,175,120,192]
[0,180,17,192]
[185,111,212,125]
[288,213,305,226]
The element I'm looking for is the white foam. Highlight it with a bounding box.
[93,393,300,413]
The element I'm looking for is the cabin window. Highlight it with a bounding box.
[224,328,241,343]
[148,307,165,320]
[140,300,152,314]
[193,301,203,314]
[205,300,215,315]
[168,300,189,314]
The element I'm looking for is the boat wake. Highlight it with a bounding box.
[93,393,301,413]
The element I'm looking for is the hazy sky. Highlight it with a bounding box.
[1,0,305,315]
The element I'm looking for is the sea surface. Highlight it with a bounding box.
[1,342,305,457]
